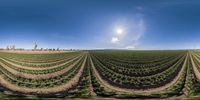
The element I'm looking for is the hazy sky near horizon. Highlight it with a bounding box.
[0,0,200,49]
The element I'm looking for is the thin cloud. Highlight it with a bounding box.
[125,45,135,49]
[109,17,145,49]
[111,37,119,44]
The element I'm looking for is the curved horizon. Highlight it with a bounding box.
[0,0,200,50]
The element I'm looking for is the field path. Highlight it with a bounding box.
[0,55,81,70]
[0,50,76,54]
[89,53,188,95]
[189,52,200,80]
[3,54,77,65]
[0,55,87,94]
[0,56,83,79]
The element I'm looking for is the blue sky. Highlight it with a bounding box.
[0,0,200,50]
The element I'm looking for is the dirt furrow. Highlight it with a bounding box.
[0,56,83,79]
[189,52,200,80]
[89,53,188,95]
[0,55,81,70]
[4,54,76,66]
[0,55,87,94]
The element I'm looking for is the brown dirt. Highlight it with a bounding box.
[0,55,81,70]
[189,52,200,80]
[0,50,76,54]
[0,56,83,79]
[0,55,87,94]
[89,53,188,95]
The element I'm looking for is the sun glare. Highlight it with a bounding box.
[116,28,123,35]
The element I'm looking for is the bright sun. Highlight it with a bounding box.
[116,28,123,35]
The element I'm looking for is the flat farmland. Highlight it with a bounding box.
[1,50,200,99]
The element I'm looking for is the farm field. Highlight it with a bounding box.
[1,50,200,99]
